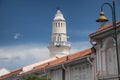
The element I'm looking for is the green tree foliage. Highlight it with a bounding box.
[23,74,50,80]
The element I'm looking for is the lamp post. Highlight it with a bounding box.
[96,0,120,79]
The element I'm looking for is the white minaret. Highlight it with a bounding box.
[48,9,71,57]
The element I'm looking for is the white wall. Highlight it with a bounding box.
[0,68,10,77]
[70,63,93,80]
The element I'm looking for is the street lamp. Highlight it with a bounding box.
[96,0,120,79]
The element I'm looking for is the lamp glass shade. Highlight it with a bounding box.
[96,11,108,22]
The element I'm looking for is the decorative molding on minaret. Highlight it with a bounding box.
[48,9,71,57]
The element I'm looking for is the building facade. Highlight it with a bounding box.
[89,20,120,80]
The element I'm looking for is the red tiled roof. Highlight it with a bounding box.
[0,68,22,79]
[96,20,120,33]
[34,63,49,70]
[49,56,67,66]
[96,23,112,32]
[10,68,22,74]
[0,48,92,78]
[34,48,92,71]
[68,48,92,60]
[0,73,11,79]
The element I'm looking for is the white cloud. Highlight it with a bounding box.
[0,41,91,71]
[71,41,92,53]
[13,33,23,40]
[0,44,49,70]
[1,44,49,60]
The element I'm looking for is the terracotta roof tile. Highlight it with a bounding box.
[68,48,92,60]
[96,20,120,33]
[33,48,92,71]
[10,68,22,74]
[96,23,112,32]
[34,63,49,70]
[49,57,67,66]
[0,73,11,79]
[0,68,22,79]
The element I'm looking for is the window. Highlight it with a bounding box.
[58,23,60,27]
[51,69,62,80]
[70,63,93,80]
[102,37,118,75]
[56,23,57,27]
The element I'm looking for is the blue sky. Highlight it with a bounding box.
[0,0,120,71]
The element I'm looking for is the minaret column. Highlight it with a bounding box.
[48,9,71,57]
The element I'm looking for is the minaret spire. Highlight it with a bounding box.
[48,9,71,57]
[57,7,60,10]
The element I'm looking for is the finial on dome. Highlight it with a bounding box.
[57,7,60,10]
[53,8,65,20]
